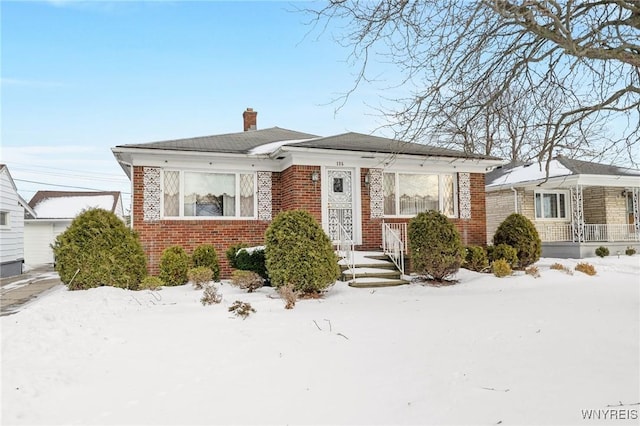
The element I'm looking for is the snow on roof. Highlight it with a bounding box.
[248,138,316,155]
[487,159,572,187]
[33,195,117,219]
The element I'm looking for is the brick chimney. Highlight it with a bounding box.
[243,108,257,131]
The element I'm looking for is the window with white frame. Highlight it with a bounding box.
[0,211,9,227]
[534,191,568,219]
[383,172,456,217]
[162,170,255,218]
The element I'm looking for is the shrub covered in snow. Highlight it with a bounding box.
[192,244,220,281]
[463,245,489,272]
[235,247,268,280]
[188,266,213,289]
[491,259,512,277]
[200,283,222,305]
[492,213,541,268]
[225,243,247,269]
[228,300,255,319]
[575,262,596,276]
[408,210,464,281]
[487,244,519,267]
[52,208,147,290]
[230,270,264,292]
[159,246,190,286]
[265,210,340,294]
[139,276,163,290]
[595,246,609,258]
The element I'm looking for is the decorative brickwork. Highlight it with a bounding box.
[459,172,471,219]
[257,171,272,221]
[368,168,384,218]
[143,167,161,222]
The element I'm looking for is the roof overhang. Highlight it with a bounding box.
[486,173,640,192]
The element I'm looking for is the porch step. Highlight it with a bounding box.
[341,267,402,281]
[348,277,410,288]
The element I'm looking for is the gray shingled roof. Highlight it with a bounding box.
[556,156,640,176]
[288,132,499,160]
[116,127,319,154]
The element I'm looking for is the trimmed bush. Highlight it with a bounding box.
[188,266,213,289]
[463,245,489,272]
[493,213,541,268]
[192,244,220,281]
[265,210,340,294]
[159,246,190,286]
[52,208,147,290]
[225,243,248,269]
[487,244,519,267]
[408,210,464,281]
[625,246,636,256]
[235,247,268,281]
[595,246,609,257]
[575,262,596,276]
[139,276,163,290]
[231,270,264,293]
[491,259,512,277]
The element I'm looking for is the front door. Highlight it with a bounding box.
[327,169,354,242]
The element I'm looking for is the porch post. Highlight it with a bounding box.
[570,185,584,243]
[633,188,640,240]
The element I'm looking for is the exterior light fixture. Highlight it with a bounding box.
[311,171,320,182]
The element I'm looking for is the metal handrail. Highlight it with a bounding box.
[382,222,405,275]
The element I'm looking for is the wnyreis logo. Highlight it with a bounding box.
[581,409,638,421]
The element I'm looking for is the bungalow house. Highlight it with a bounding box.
[485,156,640,258]
[24,191,125,265]
[112,108,503,277]
[0,164,36,278]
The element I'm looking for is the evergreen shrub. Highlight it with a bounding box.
[225,243,248,269]
[595,246,609,257]
[188,266,214,289]
[159,245,190,286]
[487,244,519,267]
[463,245,489,272]
[139,276,163,290]
[265,210,340,294]
[492,259,513,277]
[192,244,220,281]
[230,270,264,292]
[235,247,268,281]
[626,246,637,256]
[408,210,464,281]
[52,208,147,290]
[493,213,541,268]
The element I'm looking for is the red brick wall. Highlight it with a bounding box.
[279,165,322,222]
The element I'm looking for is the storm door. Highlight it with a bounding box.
[327,169,354,242]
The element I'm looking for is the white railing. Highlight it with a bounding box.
[334,223,355,282]
[536,223,639,242]
[382,222,405,275]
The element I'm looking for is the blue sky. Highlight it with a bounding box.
[2,0,395,209]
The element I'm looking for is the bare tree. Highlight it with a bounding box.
[308,1,640,167]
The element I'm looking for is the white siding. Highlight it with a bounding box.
[24,220,71,265]
[0,168,25,264]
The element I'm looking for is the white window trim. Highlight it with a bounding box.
[0,211,10,229]
[534,190,570,221]
[383,172,458,218]
[160,169,258,220]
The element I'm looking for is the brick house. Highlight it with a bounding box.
[486,156,640,258]
[112,108,502,277]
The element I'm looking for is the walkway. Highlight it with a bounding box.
[0,265,62,316]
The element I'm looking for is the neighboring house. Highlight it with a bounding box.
[24,191,124,266]
[485,156,640,258]
[112,108,503,276]
[0,164,36,278]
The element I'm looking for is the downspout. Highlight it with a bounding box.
[510,187,518,213]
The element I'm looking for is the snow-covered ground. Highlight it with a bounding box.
[2,256,638,425]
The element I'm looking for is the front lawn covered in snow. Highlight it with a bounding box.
[2,256,638,425]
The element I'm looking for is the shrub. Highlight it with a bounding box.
[575,262,596,276]
[625,246,637,256]
[525,265,540,278]
[487,244,519,267]
[159,246,190,286]
[139,276,163,290]
[265,210,340,294]
[231,270,264,293]
[228,301,255,319]
[595,246,609,258]
[491,259,512,277]
[279,283,298,309]
[52,208,147,290]
[463,245,489,272]
[188,266,213,290]
[408,210,464,281]
[192,244,220,281]
[201,283,222,306]
[235,247,269,281]
[225,243,248,269]
[493,213,541,268]
[550,262,573,275]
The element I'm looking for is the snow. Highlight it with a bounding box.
[33,195,115,219]
[2,256,638,425]
[487,160,572,187]
[248,138,316,155]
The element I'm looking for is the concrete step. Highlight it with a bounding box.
[341,267,401,281]
[339,261,397,271]
[348,277,410,288]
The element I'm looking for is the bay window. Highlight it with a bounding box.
[383,172,456,217]
[162,170,255,218]
[534,191,567,220]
